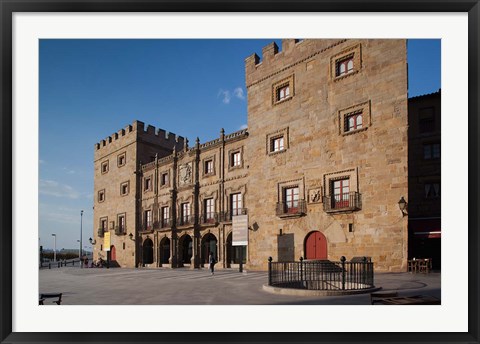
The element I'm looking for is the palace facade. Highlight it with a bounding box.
[93,39,410,272]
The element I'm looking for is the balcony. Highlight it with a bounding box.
[219,208,248,222]
[199,213,219,226]
[157,219,173,230]
[97,228,105,237]
[323,192,362,213]
[114,226,126,235]
[276,200,306,218]
[139,223,154,234]
[176,215,195,227]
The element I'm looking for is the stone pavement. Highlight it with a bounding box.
[39,267,441,305]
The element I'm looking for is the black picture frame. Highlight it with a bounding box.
[1,1,478,344]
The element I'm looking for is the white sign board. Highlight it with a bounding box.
[232,214,248,246]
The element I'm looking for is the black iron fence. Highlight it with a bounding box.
[276,200,307,217]
[268,256,374,291]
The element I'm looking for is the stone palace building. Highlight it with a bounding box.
[92,39,410,272]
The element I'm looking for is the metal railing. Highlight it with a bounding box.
[323,192,362,213]
[276,200,307,217]
[97,228,105,237]
[114,226,126,235]
[268,256,374,291]
[199,213,218,225]
[219,208,248,222]
[176,215,195,227]
[158,219,172,229]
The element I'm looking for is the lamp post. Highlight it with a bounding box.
[80,210,84,268]
[51,234,56,262]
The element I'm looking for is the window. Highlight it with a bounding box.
[117,214,126,234]
[98,189,105,203]
[339,101,371,135]
[271,136,285,152]
[144,177,152,191]
[419,107,435,133]
[284,187,299,213]
[123,242,125,250]
[160,172,169,186]
[272,75,294,105]
[117,152,126,167]
[336,55,354,77]
[99,217,107,236]
[423,143,440,160]
[266,127,289,154]
[277,84,290,101]
[231,151,241,167]
[204,198,215,223]
[161,206,170,228]
[425,183,440,198]
[231,193,243,217]
[120,181,129,196]
[204,160,213,175]
[331,44,361,81]
[181,203,190,224]
[332,178,350,209]
[101,161,109,174]
[344,111,363,132]
[144,210,152,230]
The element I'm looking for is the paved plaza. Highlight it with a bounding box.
[39,266,441,305]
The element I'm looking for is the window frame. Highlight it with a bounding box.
[98,189,105,203]
[101,160,109,174]
[117,152,126,167]
[330,44,362,81]
[272,75,294,105]
[266,127,289,155]
[338,101,371,136]
[144,176,152,192]
[160,171,170,187]
[117,213,126,233]
[161,206,170,228]
[120,181,129,196]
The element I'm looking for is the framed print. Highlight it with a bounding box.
[1,1,479,344]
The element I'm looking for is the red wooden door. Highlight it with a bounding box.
[110,245,116,261]
[305,232,327,260]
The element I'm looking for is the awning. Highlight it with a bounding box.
[409,218,441,238]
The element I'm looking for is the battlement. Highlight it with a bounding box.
[245,39,347,87]
[94,120,185,151]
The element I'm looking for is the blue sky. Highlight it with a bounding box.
[39,39,440,251]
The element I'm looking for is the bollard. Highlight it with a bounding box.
[341,256,346,290]
[268,257,272,286]
[48,263,51,269]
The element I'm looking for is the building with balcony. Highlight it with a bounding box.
[92,39,409,272]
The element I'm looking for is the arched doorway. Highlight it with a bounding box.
[110,245,116,261]
[304,231,327,260]
[159,237,170,265]
[201,233,217,266]
[178,235,192,265]
[143,238,154,265]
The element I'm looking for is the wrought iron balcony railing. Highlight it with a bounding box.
[199,212,218,225]
[219,208,248,222]
[139,224,153,233]
[114,226,126,235]
[176,215,195,227]
[97,228,105,237]
[276,200,307,217]
[323,192,362,213]
[158,219,173,229]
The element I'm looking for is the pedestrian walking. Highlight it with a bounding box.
[208,252,216,275]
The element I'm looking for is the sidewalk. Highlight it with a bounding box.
[39,267,440,305]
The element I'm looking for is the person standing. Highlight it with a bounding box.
[208,252,216,275]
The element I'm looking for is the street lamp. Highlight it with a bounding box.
[51,234,56,262]
[80,210,84,268]
[398,196,408,217]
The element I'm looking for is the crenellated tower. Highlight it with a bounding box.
[93,120,184,267]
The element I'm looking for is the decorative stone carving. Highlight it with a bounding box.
[308,187,323,203]
[179,163,193,186]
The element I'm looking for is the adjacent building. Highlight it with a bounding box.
[407,90,441,269]
[93,39,411,272]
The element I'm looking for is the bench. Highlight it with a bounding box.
[370,291,399,305]
[39,293,62,305]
